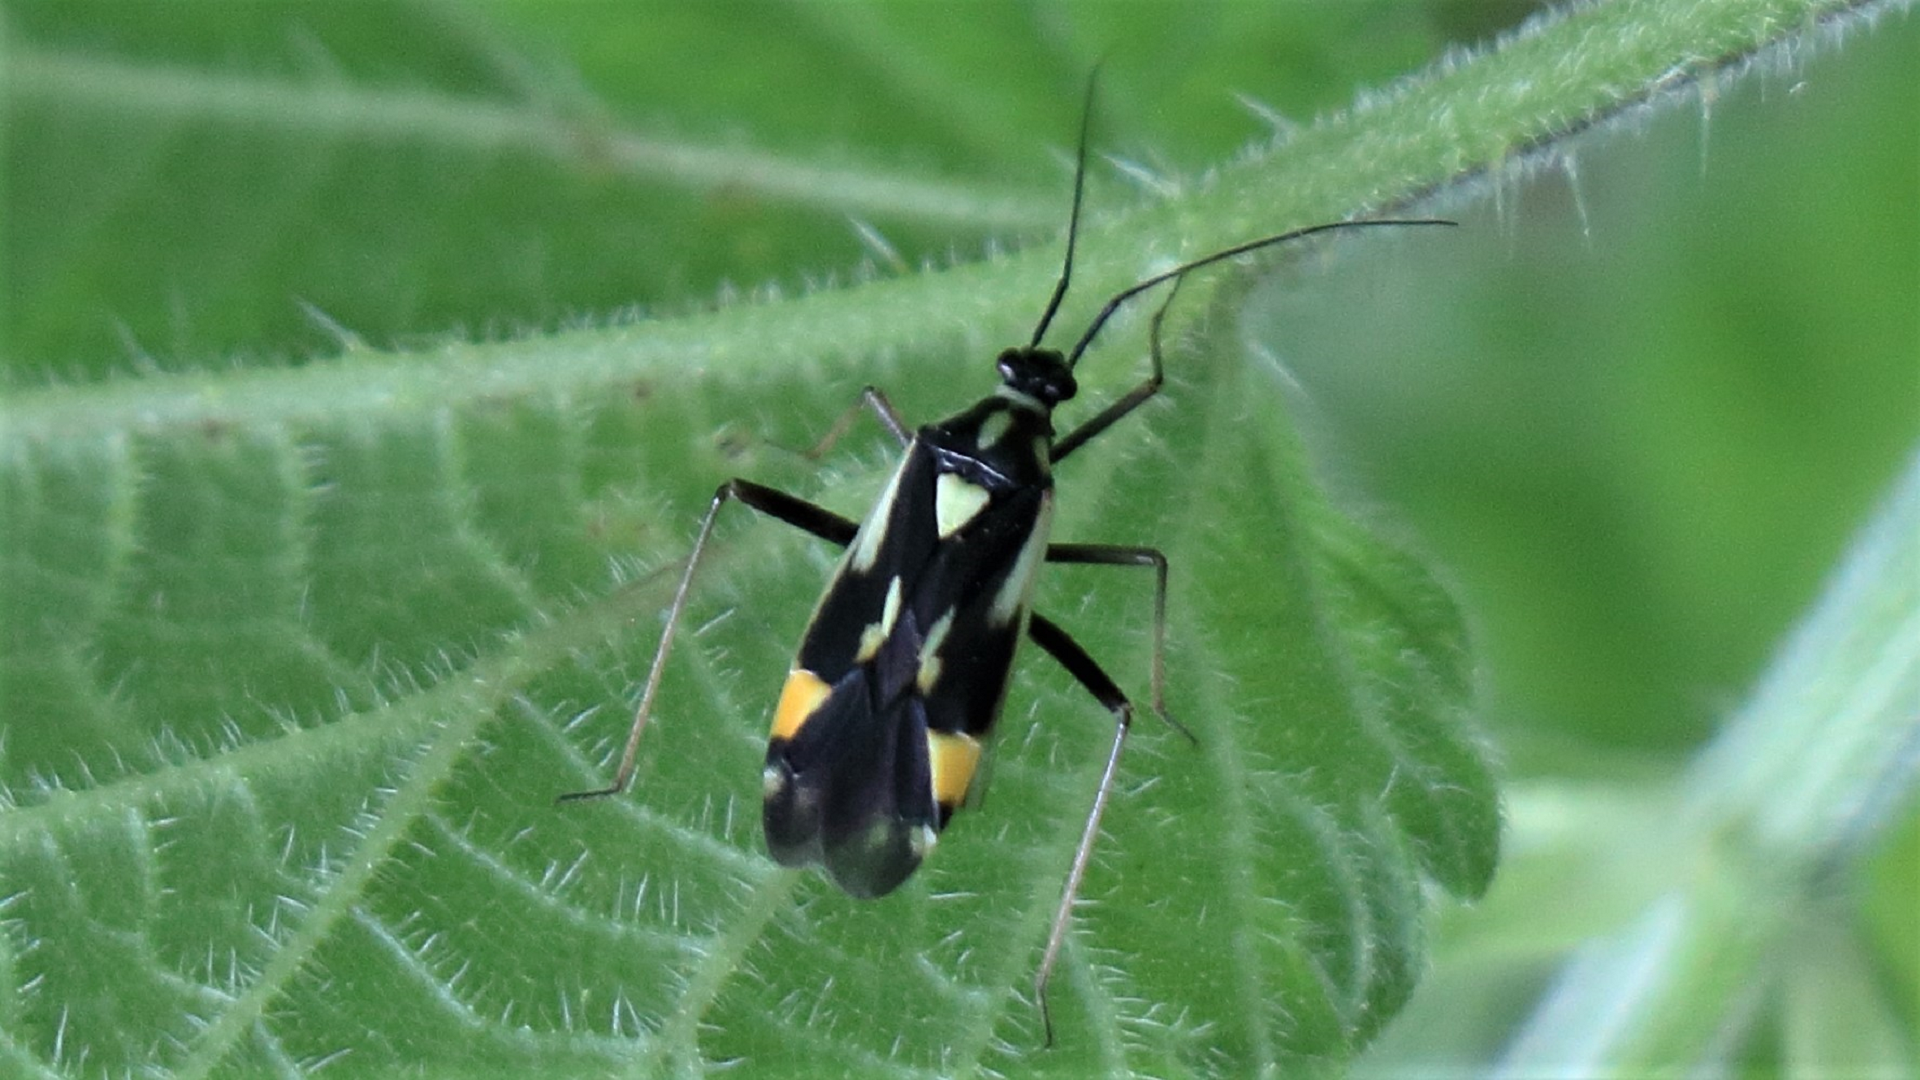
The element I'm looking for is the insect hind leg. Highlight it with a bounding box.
[1020,612,1142,1047]
[558,479,856,802]
[1023,533,1197,1042]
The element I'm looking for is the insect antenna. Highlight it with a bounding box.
[1027,70,1100,349]
[1063,217,1458,370]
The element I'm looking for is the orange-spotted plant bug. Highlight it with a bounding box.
[563,75,1452,1040]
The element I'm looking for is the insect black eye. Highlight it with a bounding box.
[996,348,1078,405]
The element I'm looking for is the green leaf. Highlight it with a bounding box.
[1,0,1886,1074]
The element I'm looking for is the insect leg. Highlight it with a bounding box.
[1022,613,1132,1045]
[1043,543,1194,742]
[558,480,855,802]
[803,386,912,459]
[1050,276,1185,464]
[1024,537,1198,1042]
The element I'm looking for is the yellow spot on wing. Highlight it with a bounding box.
[770,668,831,741]
[926,730,983,809]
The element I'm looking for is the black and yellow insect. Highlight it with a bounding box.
[565,81,1448,1035]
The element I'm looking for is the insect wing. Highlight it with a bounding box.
[762,431,1053,897]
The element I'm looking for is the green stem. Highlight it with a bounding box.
[1496,443,1920,1072]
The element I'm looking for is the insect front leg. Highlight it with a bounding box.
[558,479,856,802]
[1050,276,1185,464]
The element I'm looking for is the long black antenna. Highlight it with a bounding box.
[1063,217,1457,369]
[1028,68,1102,348]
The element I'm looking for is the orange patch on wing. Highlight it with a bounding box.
[927,731,983,809]
[771,669,831,741]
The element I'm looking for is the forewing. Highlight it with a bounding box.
[761,427,1056,897]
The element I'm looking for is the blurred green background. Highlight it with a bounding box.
[5,0,1915,1072]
